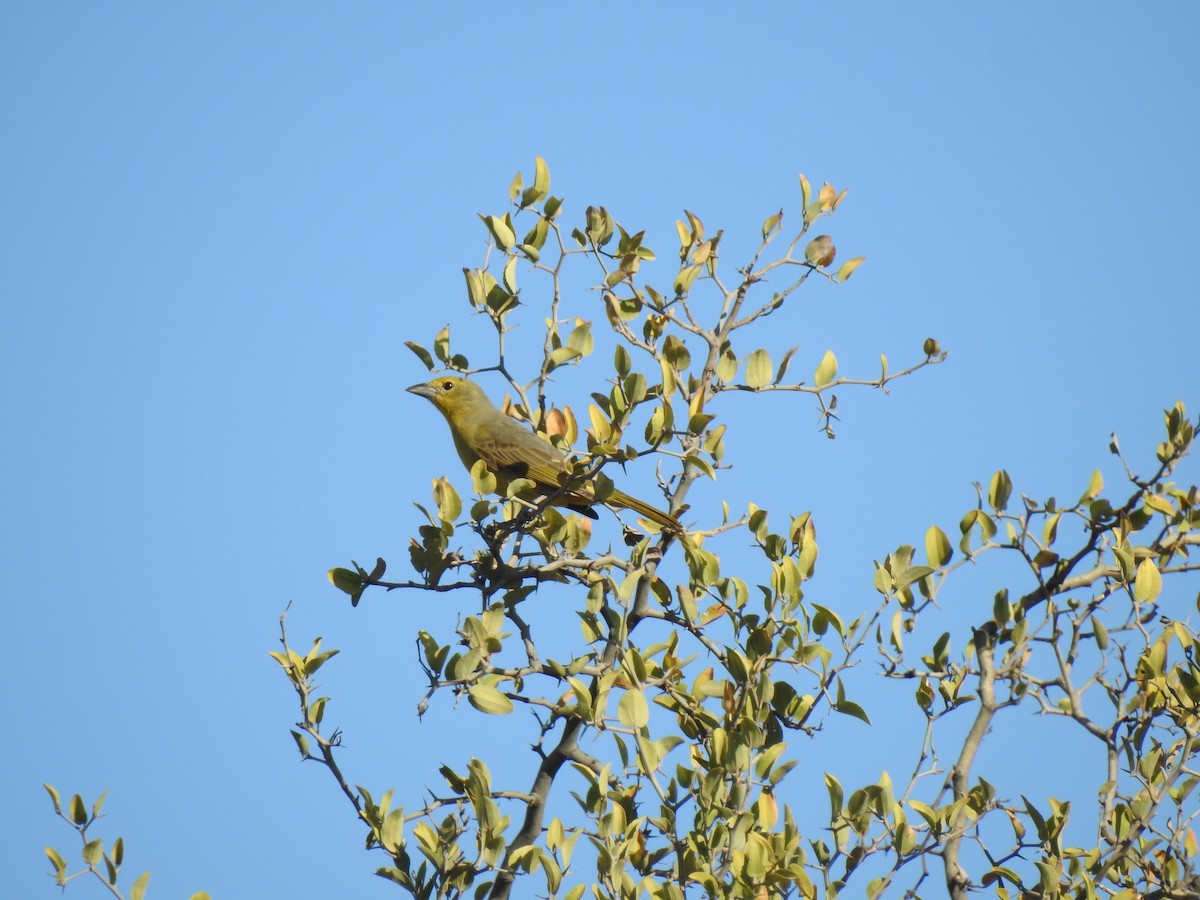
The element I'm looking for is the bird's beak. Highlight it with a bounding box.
[406,382,437,400]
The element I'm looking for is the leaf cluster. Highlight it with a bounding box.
[292,159,948,900]
[42,784,211,900]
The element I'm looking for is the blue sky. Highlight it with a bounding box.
[3,4,1198,898]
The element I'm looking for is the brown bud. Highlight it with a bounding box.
[804,235,836,267]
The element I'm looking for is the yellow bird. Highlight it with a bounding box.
[408,376,682,532]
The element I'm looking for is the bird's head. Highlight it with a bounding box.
[407,376,489,417]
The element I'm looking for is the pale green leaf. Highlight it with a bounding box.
[745,348,772,390]
[617,689,649,729]
[468,683,514,715]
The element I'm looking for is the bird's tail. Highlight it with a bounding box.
[609,488,683,533]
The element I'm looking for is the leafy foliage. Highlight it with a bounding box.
[867,405,1200,899]
[267,159,1199,900]
[286,159,934,898]
[42,784,211,900]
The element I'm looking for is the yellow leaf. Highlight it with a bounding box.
[675,219,691,253]
[814,350,837,387]
[1133,558,1162,604]
[836,256,865,281]
[532,156,550,196]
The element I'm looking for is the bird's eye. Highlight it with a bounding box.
[441,380,454,391]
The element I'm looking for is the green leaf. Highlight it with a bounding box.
[894,565,934,593]
[380,808,405,852]
[812,603,845,637]
[480,214,516,251]
[745,348,772,390]
[404,341,435,371]
[924,525,952,567]
[814,350,837,387]
[434,477,461,523]
[716,344,738,382]
[547,347,582,370]
[834,699,871,725]
[522,217,549,252]
[290,730,310,757]
[825,772,844,820]
[1042,511,1061,546]
[471,458,498,496]
[684,454,716,480]
[70,794,87,825]
[986,867,1022,888]
[1034,860,1058,893]
[674,264,702,295]
[502,256,518,294]
[915,677,934,709]
[617,689,649,729]
[327,567,364,595]
[988,469,1012,512]
[462,267,486,307]
[662,335,690,371]
[993,588,1011,623]
[743,832,770,880]
[761,209,782,239]
[533,156,550,195]
[44,783,62,814]
[566,320,593,356]
[45,846,68,877]
[519,156,551,208]
[468,682,514,715]
[754,742,788,778]
[433,325,451,363]
[508,844,542,873]
[614,344,632,378]
[130,872,151,900]
[83,837,103,865]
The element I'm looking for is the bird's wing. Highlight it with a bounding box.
[471,412,604,508]
[472,416,564,472]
